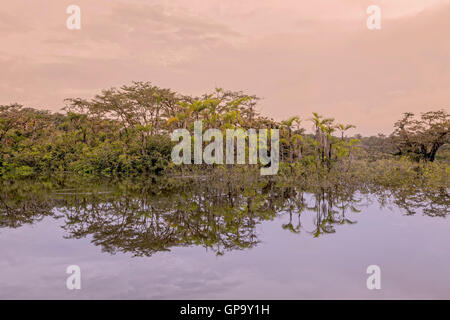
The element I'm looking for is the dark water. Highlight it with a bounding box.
[0,177,449,299]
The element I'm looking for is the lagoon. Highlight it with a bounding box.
[0,177,449,299]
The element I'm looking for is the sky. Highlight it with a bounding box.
[1,0,449,135]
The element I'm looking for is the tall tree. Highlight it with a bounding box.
[391,110,449,161]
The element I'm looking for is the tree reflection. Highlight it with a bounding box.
[373,185,449,217]
[0,176,448,256]
[0,182,57,228]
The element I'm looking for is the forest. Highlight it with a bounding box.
[0,82,448,190]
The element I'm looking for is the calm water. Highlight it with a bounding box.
[0,177,449,299]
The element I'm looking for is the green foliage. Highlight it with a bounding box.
[391,110,449,162]
[0,82,448,180]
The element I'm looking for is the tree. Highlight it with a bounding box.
[337,124,356,140]
[280,116,302,162]
[391,110,449,162]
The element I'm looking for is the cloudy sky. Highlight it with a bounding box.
[1,0,449,134]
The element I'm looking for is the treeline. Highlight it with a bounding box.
[0,81,448,178]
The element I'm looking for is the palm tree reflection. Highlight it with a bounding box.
[0,177,447,256]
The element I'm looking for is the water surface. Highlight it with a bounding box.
[0,177,449,299]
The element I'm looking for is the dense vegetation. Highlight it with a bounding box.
[0,82,448,182]
[0,82,448,255]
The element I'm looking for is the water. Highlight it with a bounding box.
[0,177,449,299]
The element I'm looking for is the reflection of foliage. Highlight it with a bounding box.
[0,181,57,228]
[364,159,450,217]
[58,173,282,256]
[305,188,362,238]
[0,168,448,256]
[374,187,449,217]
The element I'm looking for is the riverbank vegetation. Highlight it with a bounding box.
[0,82,448,191]
[0,81,448,258]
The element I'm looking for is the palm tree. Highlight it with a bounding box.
[337,124,356,140]
[281,116,301,162]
